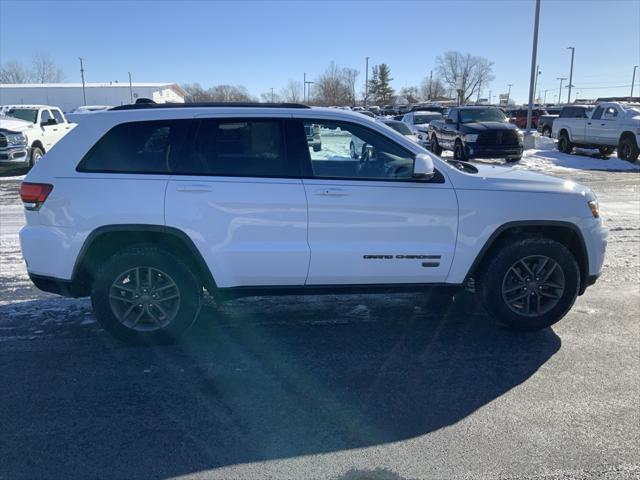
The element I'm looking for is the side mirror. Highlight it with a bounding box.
[413,153,435,180]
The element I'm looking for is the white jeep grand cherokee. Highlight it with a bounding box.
[19,103,608,344]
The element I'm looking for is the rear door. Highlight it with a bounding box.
[38,109,58,150]
[598,105,621,145]
[165,116,309,288]
[295,117,458,285]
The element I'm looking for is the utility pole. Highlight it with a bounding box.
[506,83,513,104]
[271,87,274,103]
[566,46,575,104]
[78,57,86,106]
[556,77,566,104]
[543,89,549,104]
[128,72,133,103]
[429,70,433,100]
[525,0,541,145]
[631,65,638,99]
[364,57,369,107]
[304,80,314,103]
[303,72,306,103]
[533,65,541,104]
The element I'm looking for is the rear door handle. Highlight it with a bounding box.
[176,184,213,193]
[315,188,350,197]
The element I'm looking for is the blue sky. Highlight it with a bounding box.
[1,0,638,103]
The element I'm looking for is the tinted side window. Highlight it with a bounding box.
[447,109,458,122]
[40,110,52,123]
[174,119,293,177]
[51,109,65,124]
[591,107,603,120]
[78,120,190,173]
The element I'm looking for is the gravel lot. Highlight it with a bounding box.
[0,147,638,480]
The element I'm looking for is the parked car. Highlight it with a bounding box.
[305,123,322,151]
[381,105,396,116]
[0,105,75,168]
[0,116,29,174]
[66,105,113,124]
[357,110,376,118]
[351,118,422,156]
[19,102,607,344]
[402,111,444,145]
[537,114,558,137]
[552,102,639,161]
[429,106,524,162]
[508,108,548,129]
[367,106,381,116]
[410,105,448,115]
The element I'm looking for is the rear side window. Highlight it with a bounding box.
[78,120,190,173]
[173,119,294,177]
[51,109,65,124]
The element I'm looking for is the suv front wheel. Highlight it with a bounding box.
[91,246,202,344]
[478,237,580,331]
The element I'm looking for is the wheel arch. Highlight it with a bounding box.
[70,225,217,297]
[619,131,637,145]
[466,221,589,295]
[30,140,45,152]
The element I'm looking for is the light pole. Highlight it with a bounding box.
[364,56,369,107]
[304,80,314,103]
[566,46,575,104]
[128,72,133,103]
[525,0,541,145]
[631,65,638,98]
[556,77,567,104]
[78,57,86,106]
[507,83,513,104]
[533,65,541,104]
[303,72,306,103]
[271,87,274,103]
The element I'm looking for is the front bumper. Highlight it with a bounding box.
[466,143,524,159]
[0,146,30,171]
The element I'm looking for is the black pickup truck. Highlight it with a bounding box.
[428,106,524,162]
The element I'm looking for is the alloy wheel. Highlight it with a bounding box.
[501,255,565,317]
[109,266,181,331]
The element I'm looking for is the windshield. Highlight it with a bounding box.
[5,108,37,123]
[414,113,442,125]
[460,108,508,123]
[383,121,412,135]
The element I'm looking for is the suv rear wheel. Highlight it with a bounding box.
[478,237,580,331]
[453,140,467,160]
[91,246,202,344]
[430,135,443,156]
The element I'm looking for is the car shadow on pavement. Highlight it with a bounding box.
[0,294,561,479]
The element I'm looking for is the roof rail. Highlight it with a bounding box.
[110,102,311,111]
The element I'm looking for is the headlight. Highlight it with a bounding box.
[588,200,599,218]
[464,134,479,142]
[5,133,27,146]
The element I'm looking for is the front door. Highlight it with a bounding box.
[165,117,309,288]
[296,118,458,285]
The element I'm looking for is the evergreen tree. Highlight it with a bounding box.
[377,64,395,103]
[367,65,380,104]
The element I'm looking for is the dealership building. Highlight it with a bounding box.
[0,82,187,112]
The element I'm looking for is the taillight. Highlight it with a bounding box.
[19,182,53,211]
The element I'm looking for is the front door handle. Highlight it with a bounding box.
[315,188,350,197]
[176,184,213,193]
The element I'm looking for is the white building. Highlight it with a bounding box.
[0,82,187,113]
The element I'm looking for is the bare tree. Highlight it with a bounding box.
[260,90,282,103]
[0,60,30,83]
[312,61,353,106]
[182,83,210,102]
[420,76,447,100]
[280,79,302,102]
[341,67,359,106]
[30,53,64,83]
[435,51,494,105]
[182,83,253,102]
[399,86,421,103]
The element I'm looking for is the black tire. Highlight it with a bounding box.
[453,140,467,161]
[478,236,580,331]
[30,146,44,167]
[557,132,574,154]
[506,156,522,163]
[91,246,202,345]
[313,144,321,152]
[618,136,639,162]
[598,146,614,157]
[430,135,443,156]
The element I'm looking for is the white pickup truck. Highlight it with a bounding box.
[0,105,75,167]
[552,102,640,162]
